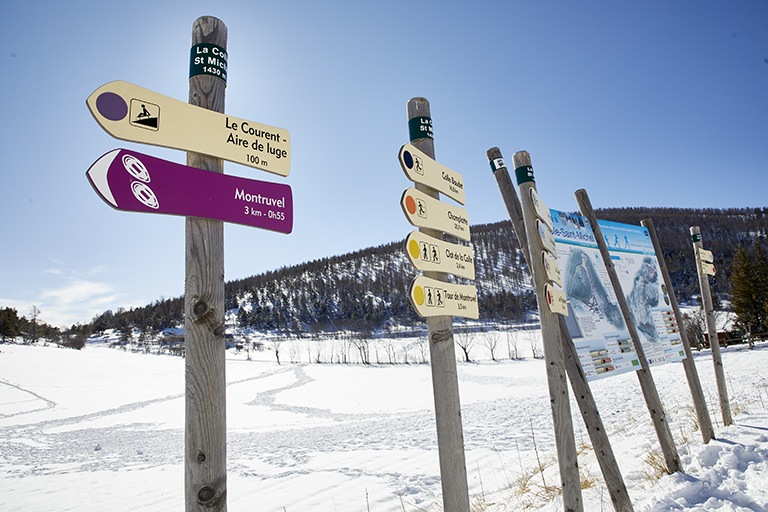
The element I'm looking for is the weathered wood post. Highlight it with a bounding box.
[643,219,715,443]
[407,97,470,512]
[691,226,732,426]
[185,16,228,512]
[514,151,583,512]
[487,147,633,512]
[575,189,681,474]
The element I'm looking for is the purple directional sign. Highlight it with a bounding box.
[86,149,292,234]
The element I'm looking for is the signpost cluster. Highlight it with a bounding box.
[486,145,733,511]
[399,98,475,512]
[84,16,292,512]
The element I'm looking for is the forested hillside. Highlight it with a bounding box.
[80,207,768,338]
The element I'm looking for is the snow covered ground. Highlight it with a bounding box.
[1,336,767,511]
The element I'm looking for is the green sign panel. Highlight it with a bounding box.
[190,43,228,84]
[408,116,433,141]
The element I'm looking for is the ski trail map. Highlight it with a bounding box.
[550,209,685,381]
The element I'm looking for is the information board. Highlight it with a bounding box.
[551,209,685,380]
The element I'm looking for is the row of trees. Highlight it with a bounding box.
[12,206,763,348]
[0,307,88,349]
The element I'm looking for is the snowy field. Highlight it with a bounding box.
[1,336,767,512]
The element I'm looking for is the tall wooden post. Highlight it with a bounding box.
[575,190,681,474]
[515,151,583,512]
[185,16,228,512]
[691,226,732,426]
[488,147,633,512]
[642,219,715,443]
[407,97,470,512]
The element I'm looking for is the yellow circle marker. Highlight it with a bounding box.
[408,239,421,259]
[413,285,425,305]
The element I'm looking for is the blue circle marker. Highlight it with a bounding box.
[96,92,128,121]
[403,150,414,169]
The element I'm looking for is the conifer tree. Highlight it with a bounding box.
[730,240,768,346]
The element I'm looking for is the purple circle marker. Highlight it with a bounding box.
[96,92,128,121]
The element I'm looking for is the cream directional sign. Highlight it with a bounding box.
[401,187,470,241]
[409,275,479,319]
[544,283,569,315]
[538,219,557,255]
[87,81,290,177]
[398,143,466,205]
[542,251,562,287]
[701,261,716,276]
[698,248,714,263]
[405,230,475,280]
[530,188,553,231]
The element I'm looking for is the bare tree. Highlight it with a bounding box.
[482,330,501,361]
[381,337,398,364]
[350,330,372,364]
[414,333,429,364]
[506,326,522,360]
[524,325,543,359]
[454,328,476,362]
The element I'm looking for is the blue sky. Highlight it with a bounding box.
[1,1,766,329]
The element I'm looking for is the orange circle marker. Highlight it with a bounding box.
[405,195,416,215]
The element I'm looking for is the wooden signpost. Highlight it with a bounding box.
[84,16,293,511]
[487,147,633,512]
[691,226,732,426]
[642,219,714,443]
[576,189,681,475]
[512,151,583,512]
[87,80,290,177]
[401,97,472,512]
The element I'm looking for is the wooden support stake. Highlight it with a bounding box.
[691,226,732,426]
[575,189,681,474]
[487,147,633,512]
[515,151,583,512]
[185,16,228,512]
[642,219,715,443]
[407,97,470,512]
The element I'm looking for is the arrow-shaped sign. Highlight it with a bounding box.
[544,283,569,316]
[538,219,557,255]
[701,261,716,276]
[698,247,714,263]
[87,81,290,177]
[86,149,293,234]
[405,230,475,279]
[530,188,553,231]
[398,143,466,205]
[542,250,562,287]
[401,187,470,241]
[408,275,479,319]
